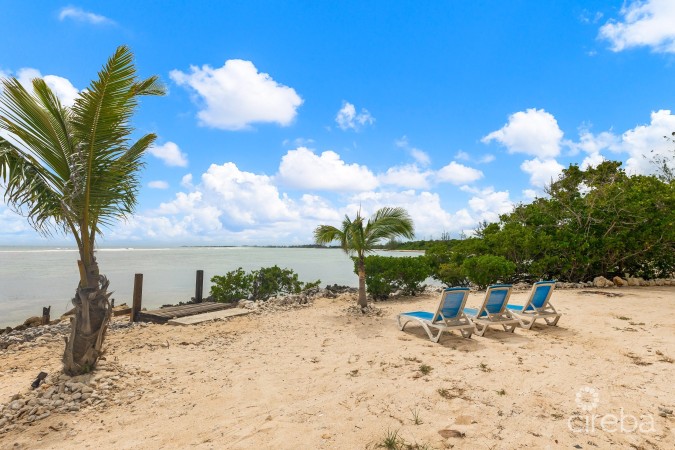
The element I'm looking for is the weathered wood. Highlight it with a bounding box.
[112,307,132,317]
[42,306,51,325]
[137,302,233,324]
[131,273,143,323]
[195,270,204,303]
[167,308,250,326]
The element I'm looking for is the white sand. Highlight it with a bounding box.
[1,286,674,449]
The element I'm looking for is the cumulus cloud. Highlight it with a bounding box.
[335,102,375,131]
[180,174,193,189]
[148,142,188,167]
[520,158,565,188]
[148,180,169,189]
[1,68,81,107]
[436,161,484,185]
[619,110,675,174]
[378,164,432,189]
[565,110,675,175]
[462,186,514,223]
[482,108,563,158]
[170,60,303,130]
[277,147,378,191]
[522,189,538,201]
[58,6,114,25]
[345,190,461,237]
[599,0,675,53]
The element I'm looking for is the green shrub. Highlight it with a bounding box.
[210,266,320,302]
[356,255,432,299]
[436,262,467,287]
[210,268,253,303]
[461,255,516,289]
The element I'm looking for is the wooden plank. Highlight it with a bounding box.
[167,308,250,326]
[137,302,233,324]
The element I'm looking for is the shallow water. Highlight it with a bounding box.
[0,246,423,327]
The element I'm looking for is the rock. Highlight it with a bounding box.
[23,316,43,328]
[612,276,627,287]
[9,400,24,411]
[593,276,614,288]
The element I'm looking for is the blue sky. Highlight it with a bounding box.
[1,0,674,245]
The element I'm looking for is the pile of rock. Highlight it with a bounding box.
[592,276,674,288]
[0,362,145,434]
[0,320,135,352]
[237,285,358,314]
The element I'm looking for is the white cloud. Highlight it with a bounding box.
[335,102,375,131]
[277,147,378,191]
[463,186,514,223]
[436,161,484,185]
[180,173,193,189]
[581,153,606,169]
[477,154,495,164]
[170,60,303,130]
[482,108,563,158]
[619,109,675,175]
[410,148,431,166]
[148,142,188,167]
[58,6,114,25]
[520,158,565,188]
[4,68,80,107]
[599,0,675,53]
[345,190,461,237]
[455,151,470,161]
[566,110,675,175]
[148,180,169,189]
[522,189,538,201]
[378,164,432,189]
[395,136,409,148]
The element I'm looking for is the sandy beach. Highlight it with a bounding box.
[1,286,674,449]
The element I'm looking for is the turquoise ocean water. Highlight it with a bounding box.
[0,246,423,328]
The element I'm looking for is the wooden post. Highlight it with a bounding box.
[131,273,143,322]
[42,306,51,325]
[195,270,204,303]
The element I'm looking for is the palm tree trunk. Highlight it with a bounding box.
[63,248,112,375]
[357,257,368,308]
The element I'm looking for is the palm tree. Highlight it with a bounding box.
[0,46,165,375]
[314,207,414,308]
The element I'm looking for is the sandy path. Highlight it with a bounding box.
[1,286,674,449]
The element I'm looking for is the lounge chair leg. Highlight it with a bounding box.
[460,329,472,339]
[545,315,561,326]
[503,324,516,333]
[474,323,487,337]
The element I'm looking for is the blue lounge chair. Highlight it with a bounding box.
[397,287,474,343]
[506,281,561,329]
[463,284,521,336]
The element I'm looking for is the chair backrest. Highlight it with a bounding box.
[480,284,513,316]
[432,287,470,323]
[527,281,556,310]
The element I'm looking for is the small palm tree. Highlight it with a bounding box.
[0,46,165,374]
[314,207,414,308]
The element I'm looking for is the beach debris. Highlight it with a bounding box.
[438,428,465,438]
[30,372,48,390]
[579,290,624,298]
[658,406,673,418]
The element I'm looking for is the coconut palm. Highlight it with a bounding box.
[0,46,165,375]
[314,207,414,308]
